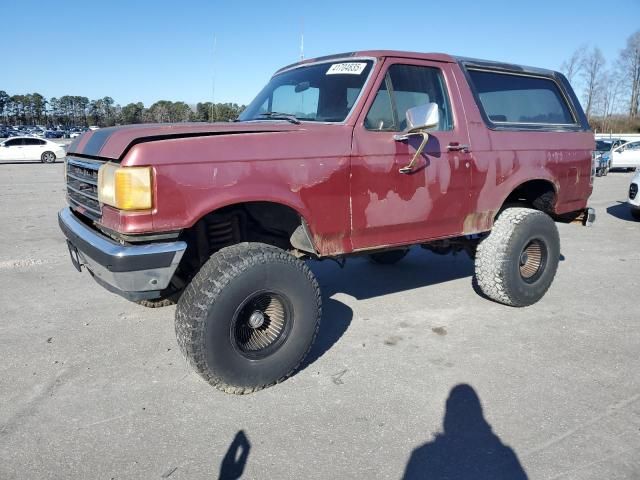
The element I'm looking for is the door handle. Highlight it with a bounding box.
[447,142,470,153]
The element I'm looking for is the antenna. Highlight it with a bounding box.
[211,34,217,122]
[299,19,305,115]
[300,18,304,61]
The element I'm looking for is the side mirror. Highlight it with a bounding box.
[406,102,439,133]
[394,102,439,174]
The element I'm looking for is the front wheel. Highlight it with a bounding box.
[175,243,321,394]
[41,151,56,163]
[631,207,640,221]
[474,207,560,307]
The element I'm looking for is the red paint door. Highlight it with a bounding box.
[350,58,473,250]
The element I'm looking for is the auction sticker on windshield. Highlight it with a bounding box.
[326,63,367,75]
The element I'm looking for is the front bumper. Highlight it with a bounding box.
[58,207,186,301]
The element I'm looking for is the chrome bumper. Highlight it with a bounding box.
[58,208,186,301]
[585,207,596,227]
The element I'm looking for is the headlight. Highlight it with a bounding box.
[98,163,153,210]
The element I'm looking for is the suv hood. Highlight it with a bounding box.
[67,122,304,160]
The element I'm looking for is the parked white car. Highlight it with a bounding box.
[629,171,640,220]
[0,137,66,162]
[606,140,640,170]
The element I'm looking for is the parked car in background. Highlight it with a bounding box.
[610,138,627,149]
[629,171,640,220]
[594,141,612,176]
[0,136,66,162]
[69,131,83,138]
[88,125,99,131]
[44,130,64,139]
[593,139,626,176]
[605,140,640,171]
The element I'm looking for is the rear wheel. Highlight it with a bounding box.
[474,207,560,307]
[41,151,56,163]
[368,249,409,265]
[175,243,321,394]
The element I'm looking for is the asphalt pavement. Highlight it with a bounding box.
[0,162,639,479]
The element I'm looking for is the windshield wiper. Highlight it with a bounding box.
[256,112,301,124]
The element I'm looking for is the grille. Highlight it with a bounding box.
[66,157,104,221]
[630,183,638,200]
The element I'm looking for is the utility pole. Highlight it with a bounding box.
[211,35,217,122]
[300,18,304,61]
[299,19,305,116]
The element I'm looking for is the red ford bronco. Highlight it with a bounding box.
[59,50,595,394]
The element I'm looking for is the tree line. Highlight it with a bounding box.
[0,91,245,127]
[561,30,640,133]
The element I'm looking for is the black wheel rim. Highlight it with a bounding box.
[231,291,292,359]
[519,239,547,283]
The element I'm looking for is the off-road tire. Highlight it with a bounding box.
[41,151,56,163]
[368,249,409,265]
[631,207,640,221]
[474,207,560,307]
[137,298,177,308]
[175,242,322,394]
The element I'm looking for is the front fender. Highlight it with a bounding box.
[151,158,352,256]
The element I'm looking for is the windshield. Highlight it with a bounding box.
[239,60,374,123]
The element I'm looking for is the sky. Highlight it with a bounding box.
[2,0,639,107]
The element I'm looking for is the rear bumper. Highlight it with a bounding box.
[58,207,186,301]
[585,207,596,226]
[567,206,596,226]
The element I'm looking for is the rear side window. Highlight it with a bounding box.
[468,70,575,126]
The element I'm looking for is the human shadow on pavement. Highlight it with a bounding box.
[606,201,638,222]
[219,430,251,480]
[310,248,475,301]
[402,384,528,480]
